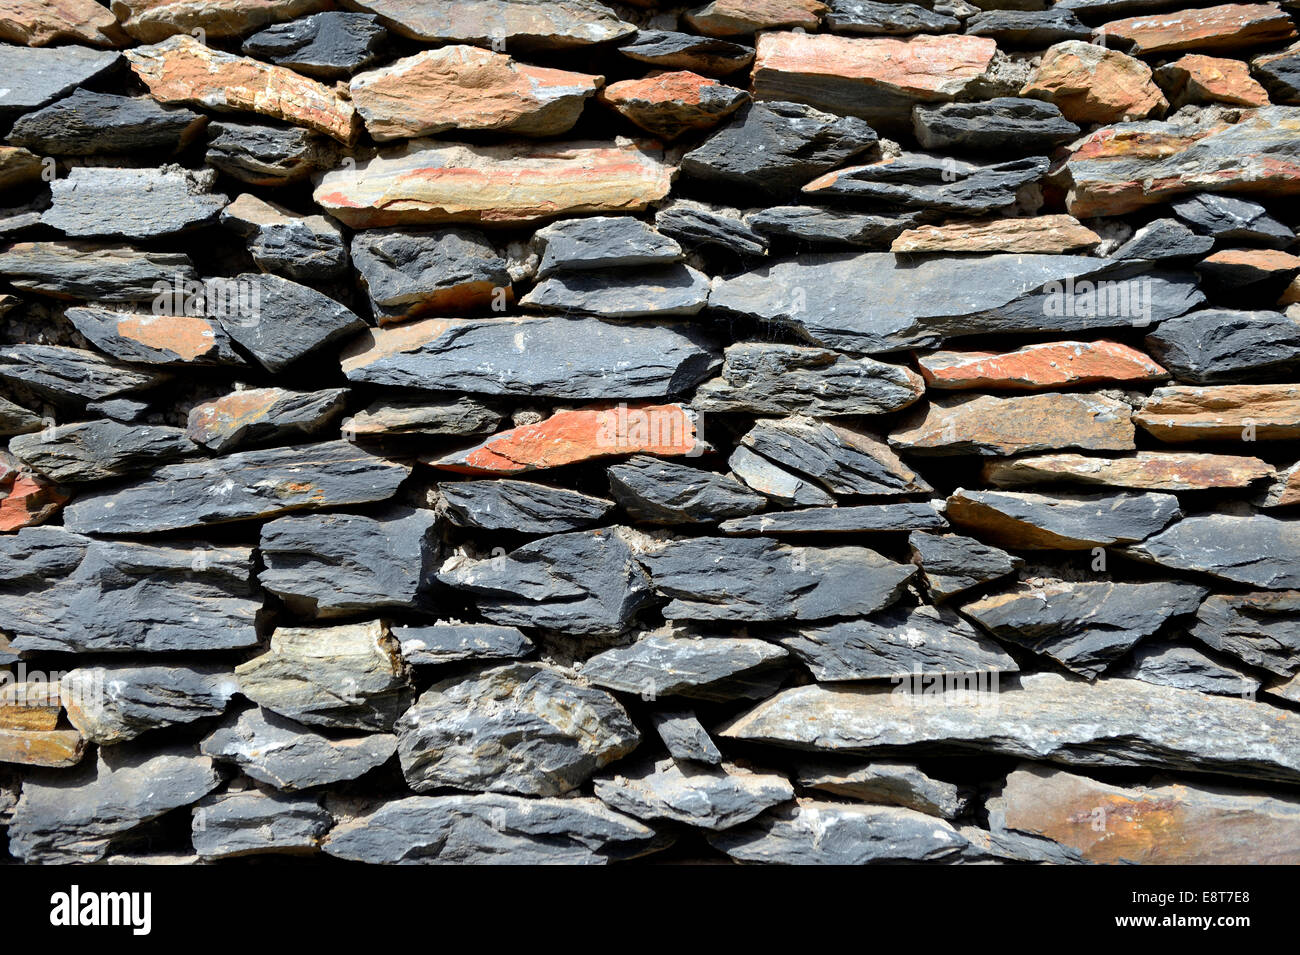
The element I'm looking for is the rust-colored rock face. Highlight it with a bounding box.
[1021,41,1168,124]
[313,139,674,228]
[429,404,701,474]
[685,0,827,36]
[0,145,43,190]
[350,46,603,140]
[111,0,330,42]
[891,216,1101,254]
[984,452,1277,491]
[1135,384,1300,441]
[124,34,359,142]
[1157,53,1270,106]
[0,454,68,532]
[918,341,1167,391]
[598,71,747,140]
[1098,2,1296,55]
[890,393,1137,456]
[0,728,84,767]
[997,765,1300,864]
[0,0,128,45]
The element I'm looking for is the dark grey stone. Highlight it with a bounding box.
[242,11,387,78]
[650,710,723,765]
[947,487,1182,549]
[826,0,959,34]
[8,89,205,156]
[740,417,932,496]
[84,398,149,422]
[1253,45,1300,104]
[1112,218,1215,260]
[913,98,1080,153]
[65,305,246,366]
[965,8,1090,44]
[343,396,502,439]
[205,120,338,187]
[607,455,764,525]
[594,758,793,830]
[440,479,613,533]
[0,241,198,302]
[0,45,121,115]
[350,228,510,322]
[220,196,348,281]
[1117,641,1260,697]
[520,264,710,317]
[533,216,682,277]
[1145,309,1300,384]
[1125,514,1300,590]
[1187,591,1300,677]
[619,29,754,75]
[60,664,237,745]
[394,622,534,666]
[580,629,789,698]
[0,396,41,436]
[42,166,226,239]
[192,790,331,860]
[186,387,349,453]
[744,206,922,248]
[727,444,837,507]
[797,760,970,819]
[908,531,1024,601]
[8,418,195,482]
[215,274,364,372]
[804,153,1049,215]
[0,344,169,404]
[1170,194,1293,247]
[719,502,946,535]
[654,201,768,257]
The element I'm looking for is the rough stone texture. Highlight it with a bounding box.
[220,193,348,281]
[66,306,245,366]
[891,216,1101,255]
[797,761,970,819]
[1134,384,1300,441]
[0,241,197,302]
[522,263,711,318]
[206,119,338,185]
[1125,513,1300,589]
[1021,40,1167,124]
[722,672,1300,783]
[1145,309,1300,384]
[717,502,944,535]
[0,0,128,46]
[214,274,365,372]
[342,396,502,440]
[1117,640,1259,696]
[580,629,789,698]
[1257,462,1300,506]
[909,531,1024,601]
[186,387,348,453]
[8,418,196,482]
[1111,218,1216,260]
[918,340,1164,390]
[1097,2,1296,54]
[912,97,1079,153]
[395,664,640,797]
[111,0,331,42]
[533,216,682,276]
[192,789,331,860]
[0,454,67,532]
[1157,53,1270,107]
[728,444,837,507]
[746,206,921,247]
[0,344,170,404]
[804,153,1049,215]
[43,165,227,239]
[61,664,238,745]
[651,711,723,765]
[594,758,793,830]
[1253,40,1300,102]
[602,71,746,142]
[394,623,534,666]
[946,487,1181,550]
[345,0,636,50]
[968,8,1090,45]
[607,456,764,525]
[9,89,205,155]
[687,0,826,35]
[243,11,387,78]
[1188,591,1300,677]
[619,29,755,75]
[740,417,931,495]
[351,46,601,140]
[826,0,959,35]
[1170,193,1293,245]
[440,479,613,533]
[983,451,1276,492]
[0,44,121,114]
[351,228,511,323]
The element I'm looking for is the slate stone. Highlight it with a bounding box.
[946,487,1182,550]
[324,793,661,864]
[258,507,439,618]
[219,193,348,281]
[8,419,195,483]
[436,527,657,637]
[619,29,755,75]
[654,201,768,257]
[1187,591,1300,677]
[804,154,1049,215]
[83,399,148,422]
[708,801,968,864]
[722,671,1300,783]
[908,531,1024,601]
[719,503,946,536]
[580,629,790,699]
[1145,309,1300,384]
[7,744,222,864]
[740,417,931,496]
[708,253,1203,354]
[1111,217,1216,260]
[0,527,260,653]
[1196,248,1300,293]
[341,316,719,401]
[439,479,613,533]
[961,580,1208,678]
[825,0,960,35]
[242,12,387,78]
[0,241,198,302]
[42,166,227,239]
[343,396,502,440]
[205,119,339,187]
[345,0,635,49]
[744,206,922,247]
[650,710,723,765]
[923,96,1097,156]
[728,444,837,507]
[394,622,534,666]
[797,760,970,819]
[533,216,683,277]
[351,228,511,323]
[187,386,349,453]
[62,440,410,535]
[637,536,916,622]
[521,264,711,318]
[60,664,238,745]
[1125,513,1300,590]
[215,274,365,372]
[984,451,1278,493]
[65,306,246,367]
[236,620,413,732]
[1117,641,1259,697]
[595,758,793,831]
[201,708,397,792]
[0,396,41,436]
[0,344,169,405]
[694,342,924,416]
[958,823,1086,865]
[1170,193,1294,247]
[192,790,331,860]
[965,8,1091,45]
[1254,42,1300,103]
[0,44,121,114]
[774,603,1017,682]
[8,89,206,155]
[607,456,765,525]
[395,663,640,797]
[680,100,879,196]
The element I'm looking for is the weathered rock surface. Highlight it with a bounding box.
[1097,2,1296,54]
[946,487,1181,550]
[694,343,923,416]
[0,726,84,769]
[9,89,204,155]
[0,528,260,653]
[774,604,1018,681]
[395,664,640,796]
[654,200,768,257]
[638,536,915,622]
[351,46,601,140]
[1135,384,1300,441]
[0,455,68,532]
[61,664,237,745]
[521,264,711,318]
[192,789,331,860]
[995,764,1300,864]
[798,760,969,819]
[891,216,1101,255]
[345,0,636,49]
[43,166,226,239]
[962,580,1207,678]
[1170,193,1293,246]
[206,119,338,186]
[687,0,827,35]
[243,11,386,78]
[1156,53,1270,107]
[968,8,1091,45]
[342,396,502,440]
[1126,513,1300,589]
[718,502,945,535]
[215,274,364,372]
[728,444,837,507]
[983,451,1276,491]
[600,70,746,140]
[186,387,348,453]
[323,793,661,864]
[9,418,196,482]
[580,629,789,698]
[1254,40,1300,102]
[0,344,169,404]
[619,29,754,75]
[220,193,348,281]
[1117,641,1259,696]
[0,0,127,46]
[533,216,682,276]
[680,99,878,196]
[202,708,396,791]
[111,0,331,42]
[314,138,672,228]
[607,456,764,525]
[1021,40,1167,124]
[8,745,222,863]
[826,0,959,35]
[66,307,245,366]
[805,153,1049,215]
[1145,309,1300,384]
[721,671,1300,782]
[236,620,412,732]
[741,417,931,495]
[350,228,510,322]
[1111,217,1216,260]
[0,44,120,114]
[919,340,1164,390]
[394,623,534,666]
[0,397,41,437]
[437,527,657,635]
[595,758,793,830]
[258,507,439,618]
[651,710,723,765]
[1188,591,1300,676]
[746,206,920,247]
[912,97,1079,153]
[125,35,358,142]
[0,241,197,302]
[439,479,613,533]
[909,531,1023,601]
[63,440,409,534]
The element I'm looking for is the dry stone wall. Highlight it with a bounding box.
[0,0,1299,865]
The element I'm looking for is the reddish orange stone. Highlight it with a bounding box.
[1097,3,1296,55]
[918,341,1166,391]
[599,71,747,139]
[1156,53,1270,106]
[0,453,68,532]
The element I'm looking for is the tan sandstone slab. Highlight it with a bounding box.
[1135,384,1300,441]
[111,0,329,42]
[0,0,128,45]
[685,0,826,36]
[891,215,1101,254]
[984,451,1276,491]
[1156,53,1270,107]
[1097,2,1296,55]
[1021,40,1167,124]
[918,341,1165,391]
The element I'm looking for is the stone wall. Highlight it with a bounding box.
[0,0,1299,865]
